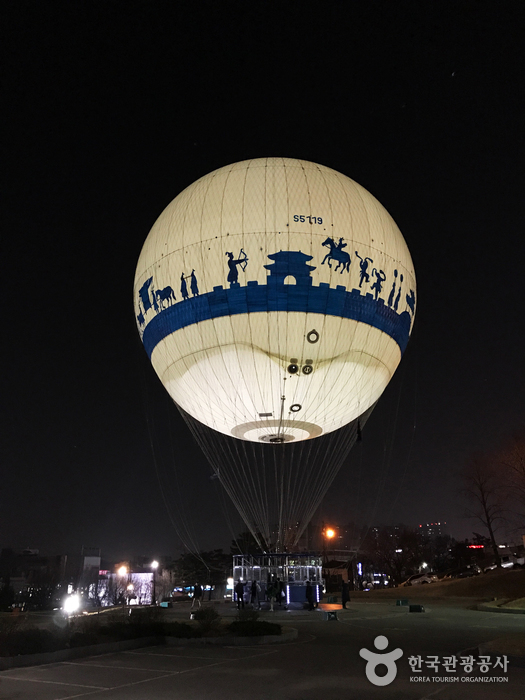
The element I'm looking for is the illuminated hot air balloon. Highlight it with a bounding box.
[134,158,416,549]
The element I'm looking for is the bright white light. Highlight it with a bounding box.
[498,545,506,548]
[118,566,128,576]
[64,594,80,614]
[395,549,402,553]
[226,578,234,589]
[421,562,428,568]
[151,560,159,569]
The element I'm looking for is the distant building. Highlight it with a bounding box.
[96,571,155,606]
[418,522,448,539]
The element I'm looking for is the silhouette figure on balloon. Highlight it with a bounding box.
[180,273,189,300]
[155,285,176,309]
[355,252,373,287]
[321,237,351,272]
[138,277,155,313]
[371,268,386,300]
[394,273,403,311]
[190,270,199,296]
[225,250,248,286]
[406,289,416,315]
[387,269,398,307]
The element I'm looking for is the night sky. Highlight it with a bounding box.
[3,1,524,562]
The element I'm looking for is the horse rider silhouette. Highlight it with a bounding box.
[321,237,351,273]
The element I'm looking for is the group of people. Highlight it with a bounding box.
[233,577,349,612]
[234,576,287,611]
[193,578,350,612]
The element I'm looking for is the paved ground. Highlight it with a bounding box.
[1,600,524,699]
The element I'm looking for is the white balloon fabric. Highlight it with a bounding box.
[135,158,416,444]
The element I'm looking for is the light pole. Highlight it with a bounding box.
[117,565,128,607]
[322,525,336,595]
[322,525,336,562]
[151,560,159,606]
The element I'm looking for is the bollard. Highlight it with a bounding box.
[323,611,338,621]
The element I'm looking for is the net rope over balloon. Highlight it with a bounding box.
[179,405,375,551]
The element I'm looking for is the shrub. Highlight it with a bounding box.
[128,606,161,624]
[192,606,223,636]
[0,628,67,656]
[235,609,260,623]
[192,607,221,623]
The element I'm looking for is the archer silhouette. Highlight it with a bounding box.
[225,250,248,286]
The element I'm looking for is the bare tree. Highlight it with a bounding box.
[461,454,506,567]
[359,525,421,584]
[498,431,525,527]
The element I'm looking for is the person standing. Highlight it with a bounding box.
[191,583,203,609]
[341,580,350,609]
[276,578,285,608]
[234,580,245,609]
[305,580,315,611]
[250,580,260,609]
[266,581,277,611]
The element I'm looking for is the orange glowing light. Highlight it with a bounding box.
[325,528,336,539]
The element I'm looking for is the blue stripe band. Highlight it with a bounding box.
[141,281,412,358]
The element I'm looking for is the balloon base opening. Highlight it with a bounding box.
[259,433,295,444]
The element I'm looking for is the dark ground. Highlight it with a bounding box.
[0,598,524,700]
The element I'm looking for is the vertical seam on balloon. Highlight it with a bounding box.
[175,170,221,432]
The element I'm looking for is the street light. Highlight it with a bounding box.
[322,524,336,568]
[117,565,129,607]
[151,560,159,606]
[63,593,80,616]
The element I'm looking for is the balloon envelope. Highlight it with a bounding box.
[134,158,416,444]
